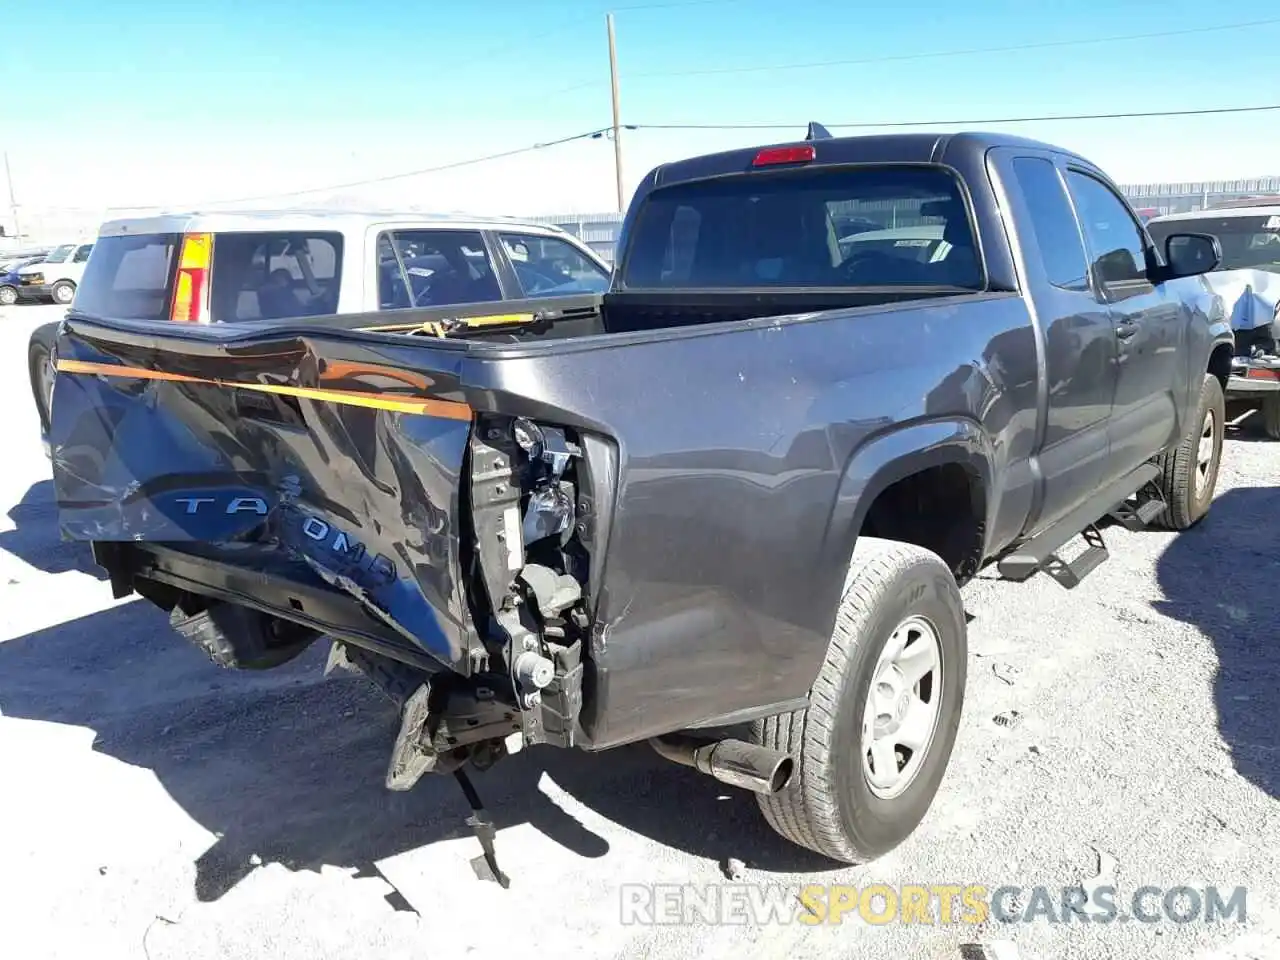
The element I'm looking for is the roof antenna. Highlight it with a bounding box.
[805,122,833,141]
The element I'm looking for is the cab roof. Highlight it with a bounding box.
[644,130,1095,191]
[95,208,578,239]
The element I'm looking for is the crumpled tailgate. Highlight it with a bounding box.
[49,315,477,669]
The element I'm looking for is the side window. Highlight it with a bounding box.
[1065,171,1150,290]
[499,233,610,296]
[377,233,410,309]
[73,244,94,263]
[1009,158,1090,291]
[389,230,502,307]
[208,232,344,322]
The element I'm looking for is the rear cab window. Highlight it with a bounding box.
[619,165,983,290]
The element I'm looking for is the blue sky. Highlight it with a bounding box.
[4,0,1280,230]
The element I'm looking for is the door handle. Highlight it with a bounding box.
[1115,318,1141,341]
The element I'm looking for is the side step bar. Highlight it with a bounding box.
[997,463,1161,587]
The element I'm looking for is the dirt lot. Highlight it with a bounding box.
[1,302,1277,960]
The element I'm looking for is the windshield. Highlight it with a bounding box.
[43,244,75,264]
[499,232,611,296]
[619,165,982,290]
[1148,214,1280,274]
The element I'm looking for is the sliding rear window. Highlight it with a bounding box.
[74,234,181,322]
[619,165,982,290]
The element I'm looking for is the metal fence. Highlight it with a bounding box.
[531,177,1280,263]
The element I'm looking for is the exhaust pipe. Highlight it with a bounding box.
[650,734,794,795]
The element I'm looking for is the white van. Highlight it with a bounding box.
[15,240,96,304]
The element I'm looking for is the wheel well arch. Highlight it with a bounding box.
[1207,341,1233,392]
[825,420,995,592]
[857,460,988,586]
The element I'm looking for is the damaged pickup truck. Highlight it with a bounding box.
[48,128,1233,874]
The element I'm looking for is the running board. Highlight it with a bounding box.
[997,463,1161,586]
[1107,492,1166,531]
[1038,524,1108,589]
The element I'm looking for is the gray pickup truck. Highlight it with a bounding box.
[46,128,1233,877]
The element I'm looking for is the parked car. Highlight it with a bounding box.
[1146,206,1280,436]
[26,210,612,444]
[0,247,50,272]
[45,129,1231,873]
[0,254,46,306]
[14,240,95,304]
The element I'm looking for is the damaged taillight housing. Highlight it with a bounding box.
[510,416,581,551]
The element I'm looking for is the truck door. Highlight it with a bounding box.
[993,150,1119,532]
[1063,169,1187,482]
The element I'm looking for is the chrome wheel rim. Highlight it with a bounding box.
[1195,408,1216,495]
[38,353,54,420]
[0,287,15,305]
[54,285,73,304]
[861,615,943,800]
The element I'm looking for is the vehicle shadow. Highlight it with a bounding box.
[1153,485,1280,800]
[0,479,108,580]
[0,599,833,905]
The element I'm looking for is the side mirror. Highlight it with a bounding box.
[1159,232,1221,280]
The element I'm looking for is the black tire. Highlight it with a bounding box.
[0,285,17,306]
[1261,393,1280,441]
[28,322,59,435]
[1152,373,1225,530]
[750,536,967,863]
[50,280,76,305]
[169,602,317,670]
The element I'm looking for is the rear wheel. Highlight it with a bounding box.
[0,285,17,306]
[1261,394,1280,440]
[51,280,76,305]
[750,537,967,863]
[1152,373,1225,530]
[28,325,58,435]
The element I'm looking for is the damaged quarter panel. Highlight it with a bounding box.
[460,291,1036,749]
[49,323,478,671]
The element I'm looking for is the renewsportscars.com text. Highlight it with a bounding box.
[619,883,1248,927]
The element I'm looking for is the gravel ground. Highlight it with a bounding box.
[1,301,1277,960]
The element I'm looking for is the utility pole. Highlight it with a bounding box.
[3,151,19,242]
[606,12,625,212]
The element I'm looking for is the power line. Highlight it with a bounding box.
[630,103,1280,131]
[612,0,747,9]
[626,16,1280,79]
[179,129,613,208]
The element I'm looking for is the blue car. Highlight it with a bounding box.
[0,255,46,306]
